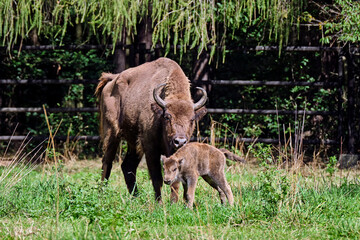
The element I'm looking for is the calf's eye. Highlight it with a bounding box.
[173,168,177,172]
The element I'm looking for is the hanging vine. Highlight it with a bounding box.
[0,0,306,58]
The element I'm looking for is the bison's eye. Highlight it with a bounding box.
[164,113,172,121]
[172,168,177,172]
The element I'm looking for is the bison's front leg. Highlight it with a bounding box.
[121,147,142,196]
[144,150,163,202]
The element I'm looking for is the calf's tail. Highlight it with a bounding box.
[219,148,246,163]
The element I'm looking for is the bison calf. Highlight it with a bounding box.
[161,142,244,208]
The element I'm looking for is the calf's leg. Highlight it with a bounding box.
[170,181,180,203]
[209,172,234,206]
[184,177,198,209]
[202,175,227,204]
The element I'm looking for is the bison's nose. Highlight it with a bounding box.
[173,137,187,148]
[164,179,172,185]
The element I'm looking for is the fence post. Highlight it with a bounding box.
[346,46,356,154]
[129,45,136,67]
[138,43,146,65]
[337,49,345,150]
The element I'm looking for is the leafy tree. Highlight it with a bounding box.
[305,0,360,44]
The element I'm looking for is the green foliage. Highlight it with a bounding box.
[207,50,339,151]
[321,0,360,43]
[0,0,305,59]
[0,49,113,156]
[326,155,338,177]
[244,124,263,138]
[250,143,274,165]
[257,167,289,217]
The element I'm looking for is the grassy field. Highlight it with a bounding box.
[1,158,360,239]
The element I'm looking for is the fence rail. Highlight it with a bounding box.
[202,80,340,87]
[0,79,99,84]
[1,79,340,87]
[1,44,356,151]
[0,135,338,145]
[0,107,335,116]
[2,44,358,52]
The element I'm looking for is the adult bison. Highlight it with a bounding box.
[95,57,207,201]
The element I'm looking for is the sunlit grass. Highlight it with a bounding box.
[1,158,360,239]
[1,114,359,239]
[0,132,45,197]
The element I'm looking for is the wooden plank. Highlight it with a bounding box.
[201,80,339,87]
[0,107,98,113]
[207,108,335,116]
[0,79,99,84]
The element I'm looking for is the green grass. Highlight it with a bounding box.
[1,160,360,239]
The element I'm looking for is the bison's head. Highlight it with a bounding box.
[152,83,207,155]
[161,156,184,185]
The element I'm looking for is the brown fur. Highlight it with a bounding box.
[96,58,207,201]
[162,142,243,208]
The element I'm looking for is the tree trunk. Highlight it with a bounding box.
[134,13,152,65]
[113,29,127,73]
[192,51,212,100]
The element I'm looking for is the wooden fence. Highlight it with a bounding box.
[0,44,358,153]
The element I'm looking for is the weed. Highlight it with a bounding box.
[326,155,338,177]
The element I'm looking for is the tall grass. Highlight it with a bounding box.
[1,109,359,239]
[0,127,45,196]
[0,158,359,239]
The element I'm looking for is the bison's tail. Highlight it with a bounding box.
[95,73,118,98]
[95,72,118,145]
[219,148,246,163]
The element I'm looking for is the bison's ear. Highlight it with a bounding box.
[194,107,207,121]
[151,103,164,117]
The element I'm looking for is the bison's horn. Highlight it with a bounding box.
[153,83,167,109]
[193,87,207,110]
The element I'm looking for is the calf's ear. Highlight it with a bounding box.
[194,107,207,121]
[151,103,164,117]
[179,158,185,166]
[160,156,166,164]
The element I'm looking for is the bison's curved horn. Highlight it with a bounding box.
[193,87,207,110]
[153,83,167,109]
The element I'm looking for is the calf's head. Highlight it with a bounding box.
[161,156,185,185]
[152,83,207,154]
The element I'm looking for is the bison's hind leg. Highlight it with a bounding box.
[101,134,121,181]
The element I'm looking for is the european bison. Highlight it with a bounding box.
[162,142,244,208]
[95,57,207,201]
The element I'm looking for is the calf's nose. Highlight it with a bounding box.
[173,137,187,148]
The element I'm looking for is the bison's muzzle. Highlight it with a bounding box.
[173,136,187,149]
